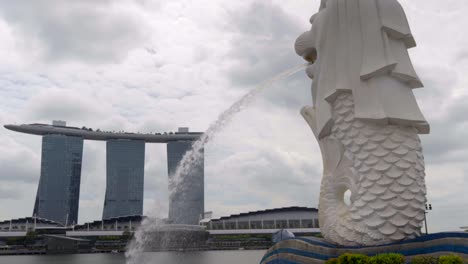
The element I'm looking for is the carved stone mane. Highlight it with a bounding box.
[296,0,429,139]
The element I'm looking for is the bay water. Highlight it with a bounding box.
[0,250,265,264]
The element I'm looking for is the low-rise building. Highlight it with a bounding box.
[0,217,63,233]
[202,206,320,233]
[45,235,91,254]
[73,215,143,232]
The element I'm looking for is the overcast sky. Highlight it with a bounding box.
[0,0,467,232]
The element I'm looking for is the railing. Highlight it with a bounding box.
[204,219,320,230]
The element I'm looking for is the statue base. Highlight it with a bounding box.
[260,232,468,264]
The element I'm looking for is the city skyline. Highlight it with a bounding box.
[0,0,467,233]
[5,121,204,224]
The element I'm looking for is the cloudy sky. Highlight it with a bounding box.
[0,0,467,232]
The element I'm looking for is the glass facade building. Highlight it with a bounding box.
[33,134,84,225]
[103,140,145,219]
[6,122,204,225]
[167,141,204,225]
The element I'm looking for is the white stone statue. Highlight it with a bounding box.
[295,0,430,246]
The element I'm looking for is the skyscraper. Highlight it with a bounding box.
[167,141,204,225]
[33,134,84,225]
[103,139,145,219]
[6,122,203,224]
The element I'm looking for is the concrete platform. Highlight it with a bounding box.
[260,232,468,264]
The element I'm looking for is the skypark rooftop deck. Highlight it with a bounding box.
[4,123,203,143]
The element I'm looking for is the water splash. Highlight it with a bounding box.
[126,217,164,263]
[126,63,307,264]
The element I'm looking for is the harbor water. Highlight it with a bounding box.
[0,250,266,264]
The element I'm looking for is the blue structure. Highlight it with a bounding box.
[103,139,145,219]
[167,141,204,225]
[33,134,84,225]
[261,233,468,264]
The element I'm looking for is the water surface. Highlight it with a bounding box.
[0,250,265,264]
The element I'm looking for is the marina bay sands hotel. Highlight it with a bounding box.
[4,121,204,226]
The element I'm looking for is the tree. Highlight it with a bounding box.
[25,231,37,245]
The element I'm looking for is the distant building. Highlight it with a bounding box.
[167,132,204,225]
[52,120,67,127]
[177,127,189,133]
[202,207,320,232]
[33,134,84,225]
[0,217,63,233]
[71,215,143,233]
[4,122,204,225]
[45,235,91,254]
[103,140,145,219]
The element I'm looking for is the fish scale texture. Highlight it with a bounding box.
[320,92,427,246]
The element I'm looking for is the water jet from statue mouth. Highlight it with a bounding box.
[125,64,307,263]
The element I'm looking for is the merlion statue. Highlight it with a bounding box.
[295,0,430,246]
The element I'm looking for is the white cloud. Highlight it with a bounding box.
[0,0,149,63]
[21,88,114,123]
